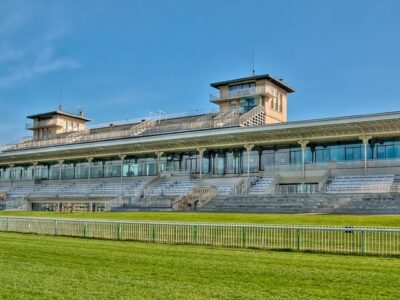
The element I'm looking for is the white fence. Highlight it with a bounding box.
[0,217,399,256]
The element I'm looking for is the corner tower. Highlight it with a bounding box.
[210,74,294,124]
[26,108,90,140]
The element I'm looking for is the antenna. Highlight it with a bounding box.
[59,87,64,110]
[252,47,256,76]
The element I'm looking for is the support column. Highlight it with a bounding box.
[298,140,309,179]
[156,151,164,177]
[359,136,372,175]
[9,164,14,187]
[32,161,38,181]
[87,157,93,184]
[197,147,206,179]
[58,160,64,184]
[119,155,126,186]
[244,144,255,177]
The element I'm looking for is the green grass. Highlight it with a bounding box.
[1,211,400,227]
[0,232,399,299]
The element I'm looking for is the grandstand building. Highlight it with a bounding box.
[1,73,400,213]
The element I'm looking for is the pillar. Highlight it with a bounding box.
[32,161,38,181]
[359,136,372,175]
[244,144,255,177]
[87,157,93,184]
[298,140,309,179]
[156,151,164,177]
[9,163,14,187]
[197,148,206,179]
[119,155,126,184]
[58,160,64,184]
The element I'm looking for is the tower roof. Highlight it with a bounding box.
[210,74,295,93]
[27,109,90,121]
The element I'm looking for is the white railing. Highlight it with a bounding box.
[1,216,400,256]
[264,159,400,174]
[239,105,265,126]
[2,114,243,152]
[210,85,276,102]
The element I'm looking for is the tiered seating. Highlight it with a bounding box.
[4,180,148,199]
[326,174,395,193]
[6,186,35,199]
[199,177,245,195]
[145,179,197,197]
[164,180,196,196]
[217,186,235,195]
[29,184,69,198]
[248,177,276,194]
[60,183,101,198]
[91,181,146,197]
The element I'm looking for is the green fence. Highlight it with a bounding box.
[0,216,399,256]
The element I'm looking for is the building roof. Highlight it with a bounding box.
[210,74,295,93]
[2,110,400,164]
[26,109,91,121]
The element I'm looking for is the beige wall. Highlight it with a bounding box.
[32,115,86,140]
[214,79,289,123]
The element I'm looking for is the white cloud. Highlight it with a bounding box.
[0,5,80,89]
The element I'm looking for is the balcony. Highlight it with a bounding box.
[25,119,64,130]
[209,85,276,102]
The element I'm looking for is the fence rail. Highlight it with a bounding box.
[0,216,399,256]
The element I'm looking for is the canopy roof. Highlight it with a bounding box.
[27,109,90,122]
[1,111,400,165]
[210,74,295,93]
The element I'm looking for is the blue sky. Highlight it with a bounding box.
[0,0,400,144]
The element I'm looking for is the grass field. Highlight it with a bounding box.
[1,211,400,227]
[0,232,399,300]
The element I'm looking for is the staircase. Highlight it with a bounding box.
[248,177,276,194]
[130,119,157,136]
[239,105,266,127]
[213,110,239,127]
[172,186,217,211]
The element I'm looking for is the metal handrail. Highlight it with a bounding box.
[210,85,276,102]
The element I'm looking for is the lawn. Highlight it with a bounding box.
[0,232,399,300]
[0,211,400,227]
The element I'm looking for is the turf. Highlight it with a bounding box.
[0,211,400,227]
[0,232,399,300]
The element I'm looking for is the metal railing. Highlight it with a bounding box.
[1,114,242,152]
[274,184,320,194]
[264,159,400,174]
[25,119,63,130]
[210,85,276,102]
[0,216,399,256]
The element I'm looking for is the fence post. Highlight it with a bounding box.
[361,230,366,256]
[296,229,301,251]
[242,226,247,248]
[54,220,57,235]
[193,225,198,244]
[5,217,9,232]
[116,223,122,240]
[83,222,88,238]
[152,224,156,243]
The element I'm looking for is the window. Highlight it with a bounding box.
[278,94,283,112]
[228,82,256,91]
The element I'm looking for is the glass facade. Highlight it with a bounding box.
[1,137,400,182]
